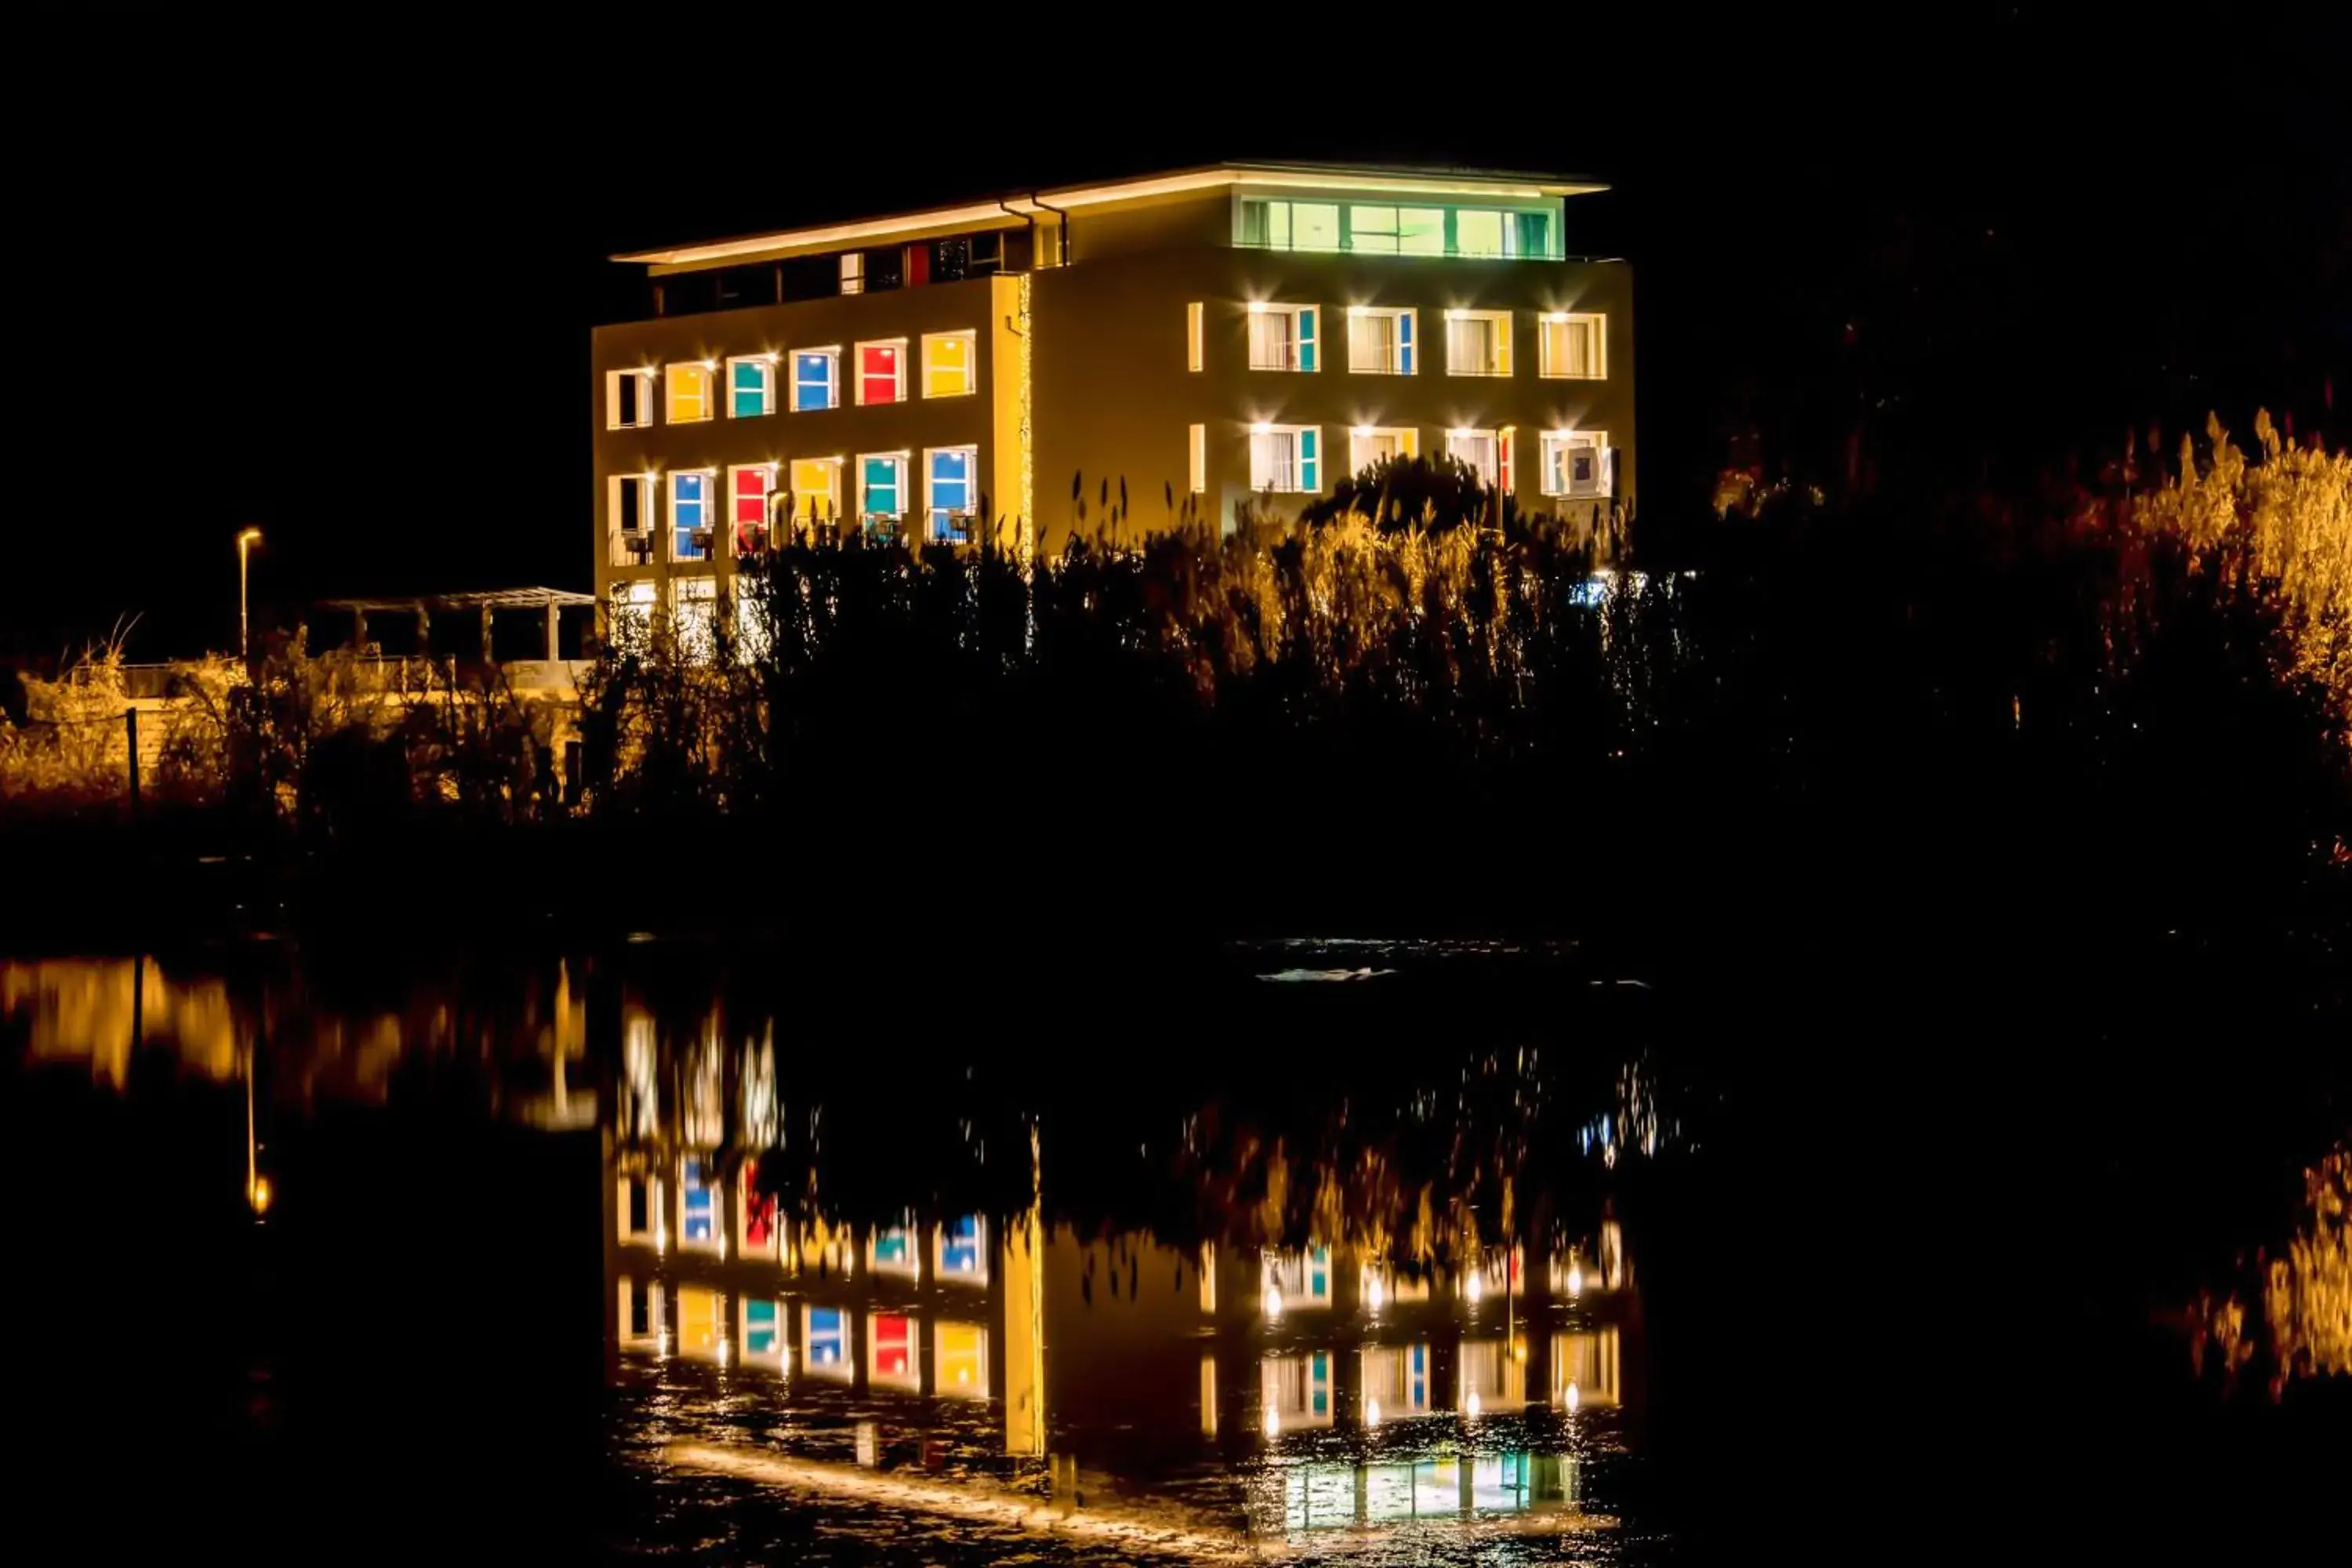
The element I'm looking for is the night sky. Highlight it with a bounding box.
[8,10,2345,662]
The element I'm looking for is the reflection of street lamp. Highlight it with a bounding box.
[237,528,263,660]
[245,1040,269,1216]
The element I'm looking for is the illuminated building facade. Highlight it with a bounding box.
[591,162,1632,627]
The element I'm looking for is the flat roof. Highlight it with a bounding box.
[319,587,593,613]
[612,162,1609,270]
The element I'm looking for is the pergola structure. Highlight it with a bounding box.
[317,586,593,665]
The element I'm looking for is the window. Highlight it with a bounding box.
[1447,429,1500,487]
[857,339,907,405]
[869,1312,918,1390]
[1188,423,1206,494]
[605,368,655,430]
[669,471,714,561]
[1540,430,1613,498]
[1445,310,1512,376]
[937,1215,988,1282]
[729,464,774,556]
[618,1276,665,1352]
[666,361,714,423]
[727,355,775,417]
[858,452,908,532]
[1346,307,1416,375]
[1248,424,1320,493]
[935,1322,988,1397]
[678,1158,720,1251]
[740,1298,786,1370]
[1538,312,1606,379]
[839,253,864,295]
[616,1173,660,1246]
[926,446,977,542]
[1247,303,1318,372]
[789,457,843,526]
[1361,1342,1432,1420]
[739,1157,779,1261]
[676,1285,723,1360]
[1454,209,1506,257]
[922,330,975,397]
[1514,210,1555,258]
[1261,1350,1334,1431]
[1347,206,1444,255]
[1238,198,1341,251]
[870,1219,918,1278]
[608,474,655,566]
[792,349,839,412]
[804,1305,849,1377]
[1349,426,1419,474]
[1185,302,1203,372]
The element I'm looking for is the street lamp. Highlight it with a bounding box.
[236,528,263,660]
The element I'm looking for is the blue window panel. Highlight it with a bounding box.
[942,1215,983,1276]
[1298,429,1319,491]
[681,1156,714,1242]
[673,474,708,561]
[731,361,767,416]
[928,450,975,539]
[1311,1352,1329,1416]
[1398,314,1414,374]
[793,353,834,411]
[808,1305,845,1367]
[1298,307,1317,372]
[746,1299,779,1356]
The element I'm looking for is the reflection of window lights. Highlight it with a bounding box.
[792,349,840,412]
[922,331,976,397]
[804,1305,850,1377]
[869,1312,919,1390]
[1552,1327,1622,1409]
[739,1156,779,1261]
[857,339,907,405]
[1359,1341,1431,1420]
[618,1276,665,1352]
[1247,303,1318,372]
[935,1321,987,1396]
[726,354,776,416]
[740,1298,786,1370]
[936,1215,988,1283]
[678,1158,722,1253]
[1261,1245,1334,1312]
[1247,425,1320,494]
[617,1173,659,1246]
[666,361,714,423]
[1261,1349,1333,1434]
[925,445,977,543]
[676,1286,724,1360]
[1538,312,1606,379]
[869,1221,919,1278]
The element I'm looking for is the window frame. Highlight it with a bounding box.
[1185,302,1203,372]
[725,354,777,417]
[608,473,656,567]
[920,330,977,398]
[855,338,909,405]
[924,445,980,542]
[935,1320,989,1399]
[728,463,776,556]
[1345,306,1417,375]
[858,451,909,531]
[788,456,844,527]
[803,1304,851,1379]
[665,361,716,423]
[739,1297,786,1370]
[791,347,840,412]
[1537,312,1607,380]
[605,367,656,430]
[1443,310,1513,378]
[1348,426,1420,474]
[1446,428,1501,488]
[1188,423,1206,494]
[935,1214,989,1283]
[1246,302,1319,372]
[668,469,717,562]
[1247,423,1322,495]
[839,253,864,295]
[868,1311,920,1391]
[1540,429,1613,498]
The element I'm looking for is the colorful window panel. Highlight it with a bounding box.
[671,473,710,562]
[922,332,975,397]
[742,1298,782,1364]
[859,454,906,530]
[740,1156,777,1254]
[666,362,713,423]
[872,1222,917,1276]
[869,1312,917,1388]
[858,341,906,405]
[927,448,975,541]
[789,459,841,524]
[938,1215,986,1281]
[677,1286,722,1359]
[792,350,838,412]
[1307,1246,1331,1303]
[680,1158,718,1248]
[730,466,772,556]
[805,1305,848,1374]
[1499,429,1515,495]
[936,1322,987,1396]
[728,356,775,416]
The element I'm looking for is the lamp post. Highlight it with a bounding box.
[236,527,263,660]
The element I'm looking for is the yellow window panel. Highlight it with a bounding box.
[924,332,974,397]
[789,459,841,523]
[677,1287,722,1359]
[667,364,713,423]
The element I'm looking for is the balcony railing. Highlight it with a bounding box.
[609,528,655,568]
[1234,241,1620,263]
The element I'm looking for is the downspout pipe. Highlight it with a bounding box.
[1029,191,1070,267]
[997,198,1036,268]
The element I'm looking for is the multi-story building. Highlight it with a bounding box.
[592,162,1632,626]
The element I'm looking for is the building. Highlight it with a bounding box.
[590,163,1632,628]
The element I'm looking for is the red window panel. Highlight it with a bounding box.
[860,343,902,404]
[873,1313,912,1377]
[903,244,929,287]
[734,469,770,525]
[742,1156,775,1248]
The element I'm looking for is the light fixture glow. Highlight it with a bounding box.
[1447,426,1474,440]
[1566,1261,1584,1298]
[248,1175,272,1214]
[1364,1397,1382,1428]
[1347,305,1370,318]
[1541,311,1570,324]
[1465,1269,1484,1304]
[1263,1285,1284,1319]
[1352,425,1375,438]
[1262,1404,1281,1438]
[1466,1390,1483,1418]
[1564,1380,1581,1411]
[1364,1272,1385,1311]
[1250,421,1274,436]
[1247,300,1269,314]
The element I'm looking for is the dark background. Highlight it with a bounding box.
[6,9,2346,662]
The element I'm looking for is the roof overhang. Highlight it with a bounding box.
[613,163,1610,273]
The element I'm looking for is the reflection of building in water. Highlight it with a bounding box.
[1261,1451,1578,1534]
